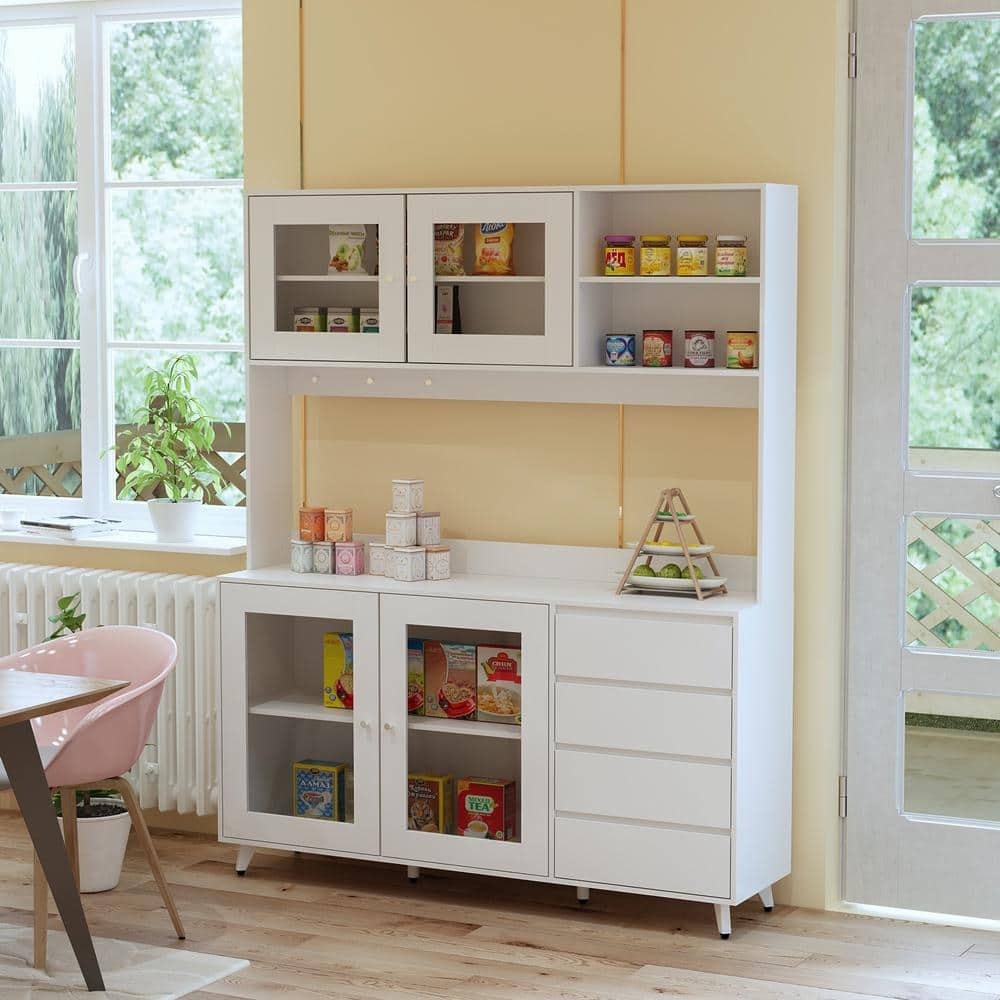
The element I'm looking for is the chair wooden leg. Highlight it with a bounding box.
[111,777,185,940]
[32,851,47,970]
[60,787,80,889]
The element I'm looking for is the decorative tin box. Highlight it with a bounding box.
[324,507,353,543]
[335,540,365,576]
[391,479,425,513]
[395,545,426,582]
[298,506,325,542]
[386,511,417,546]
[416,511,441,546]
[290,538,314,573]
[312,540,333,574]
[368,542,388,576]
[425,545,451,581]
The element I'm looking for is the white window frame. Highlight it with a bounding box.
[0,0,245,538]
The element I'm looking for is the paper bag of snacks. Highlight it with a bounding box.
[474,223,515,275]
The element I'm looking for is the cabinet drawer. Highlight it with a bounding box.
[555,749,731,829]
[555,817,731,898]
[556,682,731,759]
[556,613,732,689]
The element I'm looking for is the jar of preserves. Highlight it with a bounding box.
[676,235,708,276]
[716,235,749,277]
[603,235,636,276]
[639,234,671,276]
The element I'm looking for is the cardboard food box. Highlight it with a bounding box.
[423,640,476,719]
[407,638,425,716]
[407,773,454,834]
[476,645,522,725]
[457,777,517,841]
[359,307,379,333]
[323,632,354,709]
[293,759,348,821]
[326,307,359,333]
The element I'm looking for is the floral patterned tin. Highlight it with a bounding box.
[324,508,353,543]
[416,511,441,546]
[290,538,314,573]
[298,506,325,542]
[391,479,425,513]
[425,545,451,581]
[395,546,426,582]
[335,540,365,576]
[384,547,401,580]
[386,512,417,546]
[312,540,334,574]
[368,542,388,576]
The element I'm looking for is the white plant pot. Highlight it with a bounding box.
[58,799,132,893]
[147,498,201,543]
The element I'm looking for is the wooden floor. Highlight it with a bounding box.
[1,813,1000,998]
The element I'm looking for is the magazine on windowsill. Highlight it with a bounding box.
[19,515,122,540]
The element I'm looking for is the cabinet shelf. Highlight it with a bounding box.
[249,690,353,724]
[407,715,521,741]
[433,275,545,284]
[579,275,760,285]
[277,273,380,283]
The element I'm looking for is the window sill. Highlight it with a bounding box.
[0,528,246,558]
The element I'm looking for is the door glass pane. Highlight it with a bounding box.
[905,691,1000,822]
[906,515,1000,654]
[107,17,242,182]
[0,23,76,183]
[909,285,1000,474]
[405,626,522,841]
[0,346,81,498]
[912,17,1000,239]
[246,615,357,825]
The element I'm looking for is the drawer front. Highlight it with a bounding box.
[555,749,731,829]
[555,817,731,898]
[556,682,732,759]
[556,613,732,689]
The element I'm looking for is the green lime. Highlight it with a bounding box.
[632,564,656,578]
[680,565,704,579]
[659,563,682,579]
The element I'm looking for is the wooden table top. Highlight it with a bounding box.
[0,670,129,728]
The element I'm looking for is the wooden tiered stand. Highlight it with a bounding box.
[616,488,728,600]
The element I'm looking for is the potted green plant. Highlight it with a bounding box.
[109,354,225,543]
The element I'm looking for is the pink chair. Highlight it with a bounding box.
[0,626,185,967]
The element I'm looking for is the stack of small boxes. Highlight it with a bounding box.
[369,478,451,582]
[291,504,365,575]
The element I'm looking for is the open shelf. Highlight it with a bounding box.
[278,273,380,283]
[579,276,760,285]
[249,690,354,724]
[434,275,545,284]
[408,716,521,741]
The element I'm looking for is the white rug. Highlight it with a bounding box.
[0,922,247,998]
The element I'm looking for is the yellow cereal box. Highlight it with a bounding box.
[323,632,354,709]
[407,773,454,834]
[293,759,347,821]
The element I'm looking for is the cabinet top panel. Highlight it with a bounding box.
[247,183,795,199]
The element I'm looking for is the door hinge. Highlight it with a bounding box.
[848,31,858,79]
[839,775,848,818]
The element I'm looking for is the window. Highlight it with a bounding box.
[0,2,245,534]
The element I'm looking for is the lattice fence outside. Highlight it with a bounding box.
[906,516,1000,654]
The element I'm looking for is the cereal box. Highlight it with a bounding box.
[407,773,454,834]
[457,777,517,841]
[293,759,347,821]
[407,638,425,716]
[323,632,354,709]
[423,641,476,719]
[476,645,522,725]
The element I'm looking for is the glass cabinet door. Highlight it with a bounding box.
[220,583,380,855]
[378,594,549,876]
[406,192,573,366]
[248,193,405,363]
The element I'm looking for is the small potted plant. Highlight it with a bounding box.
[110,354,225,543]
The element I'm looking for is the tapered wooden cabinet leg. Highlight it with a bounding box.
[60,787,80,889]
[113,778,186,940]
[714,903,732,939]
[759,885,774,912]
[32,851,47,970]
[235,844,255,876]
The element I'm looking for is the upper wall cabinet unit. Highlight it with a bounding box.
[248,193,406,363]
[406,192,573,366]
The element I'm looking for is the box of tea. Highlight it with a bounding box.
[293,759,347,821]
[423,641,476,720]
[407,773,454,834]
[457,777,517,841]
[323,632,354,709]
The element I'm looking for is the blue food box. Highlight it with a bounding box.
[605,333,636,366]
[293,759,347,821]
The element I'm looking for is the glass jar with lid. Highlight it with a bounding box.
[676,234,708,276]
[715,235,749,277]
[639,234,671,276]
[603,234,636,276]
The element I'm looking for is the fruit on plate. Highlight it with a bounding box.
[681,565,704,580]
[659,563,682,579]
[647,539,679,547]
[632,564,656,577]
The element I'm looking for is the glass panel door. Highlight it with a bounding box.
[220,583,380,855]
[248,193,405,363]
[379,594,549,876]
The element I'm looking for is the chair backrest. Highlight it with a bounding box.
[0,626,177,787]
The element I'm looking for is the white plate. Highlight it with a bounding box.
[641,543,714,557]
[656,512,696,522]
[628,574,727,593]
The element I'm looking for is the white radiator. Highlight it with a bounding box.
[0,563,218,816]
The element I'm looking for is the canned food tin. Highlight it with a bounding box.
[312,540,334,574]
[298,506,326,542]
[684,330,716,368]
[727,331,758,369]
[386,512,417,547]
[605,333,636,366]
[426,545,451,581]
[324,508,353,543]
[642,330,673,368]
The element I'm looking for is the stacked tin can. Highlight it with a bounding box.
[292,503,365,575]
[370,478,450,582]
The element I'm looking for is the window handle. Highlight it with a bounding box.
[72,252,90,296]
[993,484,1000,500]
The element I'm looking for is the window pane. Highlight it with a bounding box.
[0,190,79,340]
[108,17,242,182]
[0,346,81,497]
[109,187,244,344]
[912,18,1000,239]
[909,286,1000,469]
[0,23,76,183]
